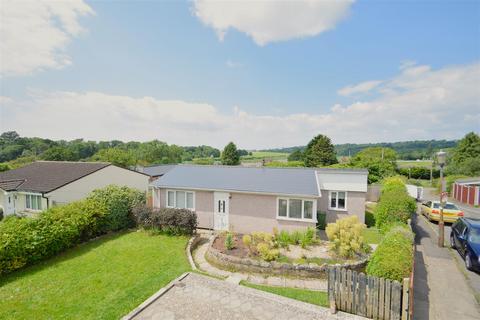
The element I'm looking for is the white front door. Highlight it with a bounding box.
[214,192,229,231]
[5,193,15,215]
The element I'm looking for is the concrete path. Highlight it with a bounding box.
[412,212,480,320]
[128,272,364,320]
[193,237,328,291]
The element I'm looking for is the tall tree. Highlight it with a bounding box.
[350,147,397,183]
[288,149,304,162]
[447,132,480,176]
[303,134,338,167]
[221,142,240,165]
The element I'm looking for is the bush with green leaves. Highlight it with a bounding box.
[381,176,407,194]
[325,216,367,259]
[366,226,414,281]
[374,192,416,231]
[132,205,197,235]
[0,186,144,275]
[87,185,145,232]
[299,227,316,248]
[256,242,279,261]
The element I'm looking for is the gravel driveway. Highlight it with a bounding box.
[124,272,365,320]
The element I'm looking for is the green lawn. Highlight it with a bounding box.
[241,281,329,307]
[241,151,289,163]
[362,227,383,244]
[0,231,190,320]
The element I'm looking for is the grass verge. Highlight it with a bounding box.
[240,281,329,307]
[0,230,190,320]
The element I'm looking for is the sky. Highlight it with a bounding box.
[0,0,479,149]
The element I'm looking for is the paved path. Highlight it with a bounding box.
[129,272,364,320]
[412,211,480,320]
[420,188,480,302]
[193,237,327,290]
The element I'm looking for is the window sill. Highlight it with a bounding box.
[328,208,348,212]
[277,216,317,223]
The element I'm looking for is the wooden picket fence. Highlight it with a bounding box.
[327,267,411,320]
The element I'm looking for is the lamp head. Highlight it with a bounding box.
[437,150,447,166]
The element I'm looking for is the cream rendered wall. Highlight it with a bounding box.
[317,190,366,223]
[46,165,148,205]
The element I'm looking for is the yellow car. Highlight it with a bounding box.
[421,201,464,223]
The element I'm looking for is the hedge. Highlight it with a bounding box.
[375,177,416,231]
[133,205,197,235]
[398,166,439,180]
[0,185,145,275]
[366,226,414,281]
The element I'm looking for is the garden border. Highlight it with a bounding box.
[205,234,369,279]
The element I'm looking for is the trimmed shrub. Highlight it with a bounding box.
[398,166,439,180]
[150,208,197,235]
[366,226,414,281]
[381,176,407,194]
[242,234,253,254]
[326,216,367,258]
[0,186,144,275]
[375,191,416,231]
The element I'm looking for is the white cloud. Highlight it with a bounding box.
[193,0,355,45]
[1,62,479,148]
[0,0,94,77]
[338,80,382,96]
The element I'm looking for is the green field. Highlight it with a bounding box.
[241,151,289,163]
[396,160,433,168]
[0,231,190,320]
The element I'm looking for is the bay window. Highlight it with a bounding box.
[329,191,347,210]
[277,198,315,221]
[167,190,195,210]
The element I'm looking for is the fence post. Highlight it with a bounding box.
[328,267,337,314]
[384,280,391,320]
[391,281,402,320]
[358,273,367,317]
[402,278,410,320]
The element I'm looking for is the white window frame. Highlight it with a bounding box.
[166,189,195,210]
[24,193,43,211]
[276,197,317,222]
[328,191,348,211]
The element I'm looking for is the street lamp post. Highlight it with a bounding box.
[437,150,447,247]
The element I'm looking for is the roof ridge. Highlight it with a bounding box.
[173,163,368,172]
[35,160,110,164]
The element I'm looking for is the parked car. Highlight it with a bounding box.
[450,218,480,271]
[420,201,464,223]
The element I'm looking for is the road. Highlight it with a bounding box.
[420,188,480,303]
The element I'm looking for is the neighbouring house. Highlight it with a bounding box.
[139,164,176,182]
[149,165,368,234]
[0,161,149,216]
[452,177,480,206]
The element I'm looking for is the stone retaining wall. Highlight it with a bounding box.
[205,235,368,279]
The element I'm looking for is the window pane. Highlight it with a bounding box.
[176,191,186,208]
[278,199,287,217]
[37,196,42,210]
[26,195,30,209]
[304,201,313,219]
[167,191,175,207]
[32,195,37,210]
[289,199,302,219]
[338,192,346,209]
[187,192,194,209]
[330,192,337,208]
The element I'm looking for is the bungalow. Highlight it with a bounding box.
[150,165,368,234]
[0,161,149,216]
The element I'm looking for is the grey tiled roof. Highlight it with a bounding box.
[0,161,110,193]
[152,165,320,196]
[141,164,176,177]
[0,179,26,191]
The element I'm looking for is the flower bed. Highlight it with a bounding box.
[206,233,368,279]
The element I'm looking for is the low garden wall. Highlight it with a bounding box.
[205,235,368,279]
